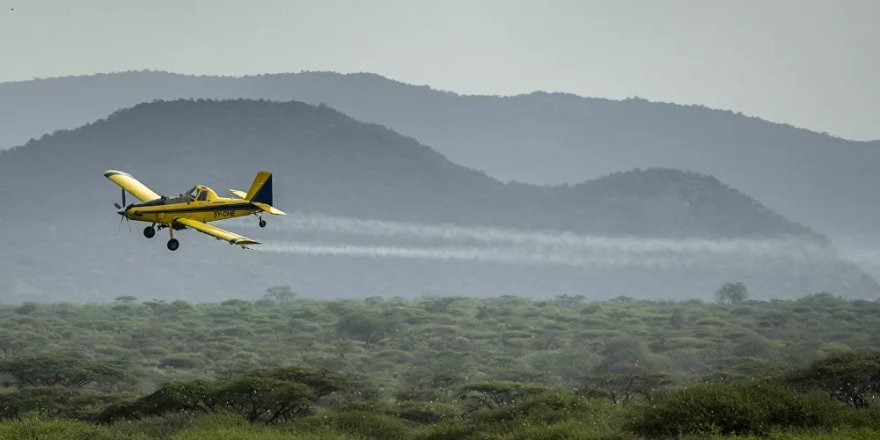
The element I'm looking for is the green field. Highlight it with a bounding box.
[1,291,878,439]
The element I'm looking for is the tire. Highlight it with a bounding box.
[167,238,180,251]
[259,219,267,228]
[143,226,156,238]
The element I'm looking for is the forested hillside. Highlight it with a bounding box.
[0,99,874,301]
[0,293,877,439]
[1,71,879,239]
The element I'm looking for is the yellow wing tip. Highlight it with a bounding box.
[103,170,131,178]
[234,239,261,246]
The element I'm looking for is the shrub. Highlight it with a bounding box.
[170,414,363,440]
[412,420,488,440]
[787,350,880,408]
[101,366,348,424]
[490,418,637,440]
[628,381,860,437]
[0,388,133,423]
[0,356,126,389]
[470,390,598,425]
[110,412,203,439]
[297,409,413,440]
[392,401,458,424]
[0,418,148,440]
[460,382,545,411]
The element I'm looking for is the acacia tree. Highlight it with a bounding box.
[787,350,880,408]
[715,282,749,304]
[0,387,124,420]
[102,366,348,424]
[264,285,298,303]
[335,312,398,345]
[581,373,672,404]
[460,382,544,410]
[0,355,125,389]
[0,333,26,358]
[215,374,315,424]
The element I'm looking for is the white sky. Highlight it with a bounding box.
[1,0,877,140]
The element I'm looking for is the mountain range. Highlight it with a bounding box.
[1,70,878,240]
[0,99,875,302]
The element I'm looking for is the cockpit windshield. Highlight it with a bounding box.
[184,187,198,200]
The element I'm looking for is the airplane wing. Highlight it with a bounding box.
[174,218,260,246]
[103,170,162,202]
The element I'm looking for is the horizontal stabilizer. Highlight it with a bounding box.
[252,202,286,216]
[229,189,248,199]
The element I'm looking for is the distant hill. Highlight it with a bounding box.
[1,71,879,240]
[0,99,874,302]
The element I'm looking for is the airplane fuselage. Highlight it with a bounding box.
[120,184,262,226]
[124,196,260,225]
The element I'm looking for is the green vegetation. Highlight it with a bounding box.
[0,291,878,439]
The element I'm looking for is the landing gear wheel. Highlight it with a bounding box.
[258,218,267,228]
[143,226,156,239]
[167,238,179,251]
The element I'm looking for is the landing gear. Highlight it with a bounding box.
[258,217,267,228]
[143,225,156,239]
[166,226,179,251]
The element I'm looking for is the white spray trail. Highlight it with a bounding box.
[242,213,835,268]
[255,241,703,269]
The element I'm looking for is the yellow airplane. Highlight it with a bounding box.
[104,170,285,251]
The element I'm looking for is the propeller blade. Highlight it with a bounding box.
[114,203,121,210]
[121,189,126,209]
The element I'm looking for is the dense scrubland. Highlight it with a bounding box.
[1,290,878,439]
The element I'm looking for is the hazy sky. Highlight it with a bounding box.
[1,0,877,140]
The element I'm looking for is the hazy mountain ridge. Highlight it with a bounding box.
[1,70,879,239]
[0,98,815,239]
[1,98,876,302]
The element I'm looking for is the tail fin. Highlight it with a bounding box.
[245,171,273,205]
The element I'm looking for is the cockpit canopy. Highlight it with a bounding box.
[183,185,218,202]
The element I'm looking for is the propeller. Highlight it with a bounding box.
[114,188,126,210]
[114,189,132,233]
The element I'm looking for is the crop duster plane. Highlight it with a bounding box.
[104,170,285,251]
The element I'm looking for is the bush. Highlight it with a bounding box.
[628,381,862,437]
[134,413,360,439]
[684,427,880,440]
[0,418,148,440]
[460,382,545,411]
[412,420,489,440]
[490,418,637,440]
[110,412,203,439]
[470,390,599,425]
[392,401,458,424]
[296,409,414,440]
[0,387,127,421]
[787,350,880,408]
